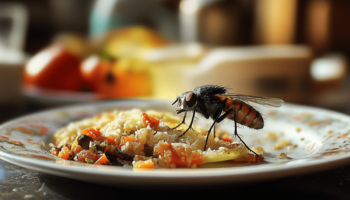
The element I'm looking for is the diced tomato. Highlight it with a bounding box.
[95,154,110,165]
[95,136,107,143]
[58,146,70,160]
[81,128,101,139]
[133,160,154,169]
[141,113,159,129]
[75,149,101,163]
[191,151,203,165]
[153,142,203,167]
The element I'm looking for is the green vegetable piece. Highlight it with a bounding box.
[85,158,94,163]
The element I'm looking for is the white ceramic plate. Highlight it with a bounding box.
[1,100,350,187]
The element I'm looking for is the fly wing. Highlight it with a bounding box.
[223,93,284,107]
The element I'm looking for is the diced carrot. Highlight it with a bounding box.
[58,146,70,160]
[120,135,134,146]
[141,113,159,129]
[72,145,83,154]
[106,136,116,145]
[133,160,154,169]
[81,128,101,138]
[95,154,110,165]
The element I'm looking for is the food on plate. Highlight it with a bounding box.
[277,152,292,159]
[24,45,84,91]
[50,109,264,169]
[273,139,291,150]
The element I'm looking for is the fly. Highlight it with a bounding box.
[172,84,283,156]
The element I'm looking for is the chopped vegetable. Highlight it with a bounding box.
[202,146,249,164]
[106,136,116,145]
[81,128,101,138]
[58,146,70,160]
[120,135,134,146]
[77,134,92,149]
[141,112,159,129]
[75,150,100,163]
[85,158,94,163]
[72,145,84,154]
[95,154,110,165]
[134,160,154,169]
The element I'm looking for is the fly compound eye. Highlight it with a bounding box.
[185,92,196,107]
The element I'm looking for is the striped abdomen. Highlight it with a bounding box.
[217,95,264,129]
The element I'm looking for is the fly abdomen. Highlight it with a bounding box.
[222,97,264,129]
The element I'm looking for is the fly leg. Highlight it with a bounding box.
[204,120,217,150]
[204,108,227,151]
[203,108,259,157]
[231,107,259,157]
[203,107,223,150]
[172,112,187,130]
[177,106,196,138]
[214,126,216,138]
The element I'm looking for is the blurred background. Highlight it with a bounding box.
[1,0,350,122]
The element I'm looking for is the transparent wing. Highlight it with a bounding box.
[223,93,284,107]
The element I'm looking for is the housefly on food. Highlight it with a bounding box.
[172,85,284,156]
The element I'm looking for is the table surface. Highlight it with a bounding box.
[1,99,350,200]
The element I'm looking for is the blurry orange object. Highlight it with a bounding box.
[24,45,84,91]
[101,26,170,58]
[80,55,151,98]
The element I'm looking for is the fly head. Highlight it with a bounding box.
[173,91,197,114]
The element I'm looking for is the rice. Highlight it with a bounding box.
[50,109,263,168]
